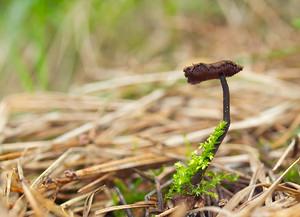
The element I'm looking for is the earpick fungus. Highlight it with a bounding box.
[168,60,243,197]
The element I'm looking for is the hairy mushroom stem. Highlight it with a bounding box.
[191,73,230,185]
[211,73,231,150]
[220,73,230,137]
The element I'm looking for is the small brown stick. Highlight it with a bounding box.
[145,180,173,200]
[133,168,155,183]
[155,178,164,212]
[78,173,113,193]
[145,180,172,217]
[114,187,134,217]
[31,148,85,189]
[292,136,299,158]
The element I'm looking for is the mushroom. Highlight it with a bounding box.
[184,60,243,184]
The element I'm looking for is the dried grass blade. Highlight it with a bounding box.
[31,148,85,189]
[95,201,156,215]
[165,103,291,146]
[237,156,300,216]
[272,138,296,171]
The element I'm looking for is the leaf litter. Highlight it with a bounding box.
[0,66,300,217]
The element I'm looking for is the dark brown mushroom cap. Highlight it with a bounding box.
[184,60,243,84]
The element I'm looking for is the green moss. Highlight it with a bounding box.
[190,171,238,198]
[284,164,300,185]
[168,121,233,197]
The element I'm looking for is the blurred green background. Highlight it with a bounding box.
[0,0,299,97]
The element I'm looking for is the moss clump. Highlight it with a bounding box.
[168,121,233,197]
[190,171,238,198]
